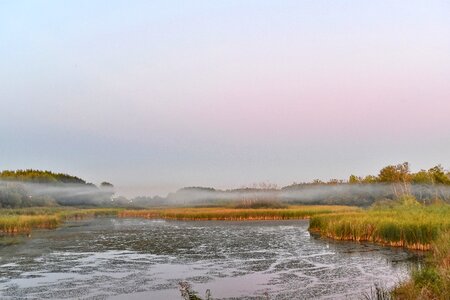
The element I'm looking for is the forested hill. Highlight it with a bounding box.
[0,169,88,185]
[0,170,114,208]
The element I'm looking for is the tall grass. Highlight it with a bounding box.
[0,207,122,235]
[0,215,60,234]
[119,205,358,221]
[309,205,450,250]
[57,208,122,219]
[392,230,450,299]
[310,203,450,299]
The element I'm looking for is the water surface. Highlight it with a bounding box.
[0,218,419,299]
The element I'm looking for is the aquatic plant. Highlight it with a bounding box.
[179,281,204,300]
[362,283,392,300]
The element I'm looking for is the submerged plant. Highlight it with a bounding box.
[178,282,213,300]
[362,283,392,300]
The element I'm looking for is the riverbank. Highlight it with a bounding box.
[309,204,450,250]
[0,205,357,235]
[309,203,450,299]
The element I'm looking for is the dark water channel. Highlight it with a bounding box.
[0,218,420,299]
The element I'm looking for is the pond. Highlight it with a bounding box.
[0,218,420,299]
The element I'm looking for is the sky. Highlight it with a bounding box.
[1,1,449,197]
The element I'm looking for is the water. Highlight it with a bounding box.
[0,218,419,299]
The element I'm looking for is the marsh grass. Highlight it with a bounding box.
[309,205,450,250]
[0,207,122,235]
[392,231,450,299]
[119,205,358,221]
[310,203,450,299]
[0,215,60,234]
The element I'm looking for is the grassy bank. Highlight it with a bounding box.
[0,205,356,235]
[0,207,122,235]
[309,203,450,299]
[309,205,450,250]
[119,205,358,221]
[393,231,450,299]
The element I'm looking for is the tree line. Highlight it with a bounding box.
[0,169,114,208]
[1,163,449,208]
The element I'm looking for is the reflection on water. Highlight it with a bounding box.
[0,218,420,299]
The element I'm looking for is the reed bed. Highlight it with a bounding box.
[119,205,358,221]
[0,215,60,234]
[392,230,450,299]
[309,205,450,250]
[0,207,122,235]
[57,208,122,220]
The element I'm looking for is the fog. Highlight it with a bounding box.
[2,179,450,208]
[142,184,450,207]
[0,180,114,207]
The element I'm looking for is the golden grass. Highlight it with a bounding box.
[0,215,60,234]
[119,205,359,221]
[0,207,122,235]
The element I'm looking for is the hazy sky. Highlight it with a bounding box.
[1,1,449,197]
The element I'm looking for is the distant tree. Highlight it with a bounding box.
[348,175,361,184]
[378,162,411,197]
[0,169,86,184]
[428,165,450,185]
[362,175,378,184]
[100,182,114,188]
[328,179,344,184]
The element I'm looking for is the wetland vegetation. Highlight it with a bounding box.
[1,163,449,299]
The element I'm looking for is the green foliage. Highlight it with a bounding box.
[396,195,420,207]
[0,169,86,184]
[348,175,361,184]
[309,204,450,250]
[0,169,114,208]
[393,231,450,299]
[412,267,443,293]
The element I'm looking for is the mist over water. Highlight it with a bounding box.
[0,180,114,207]
[160,184,450,207]
[2,179,450,207]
